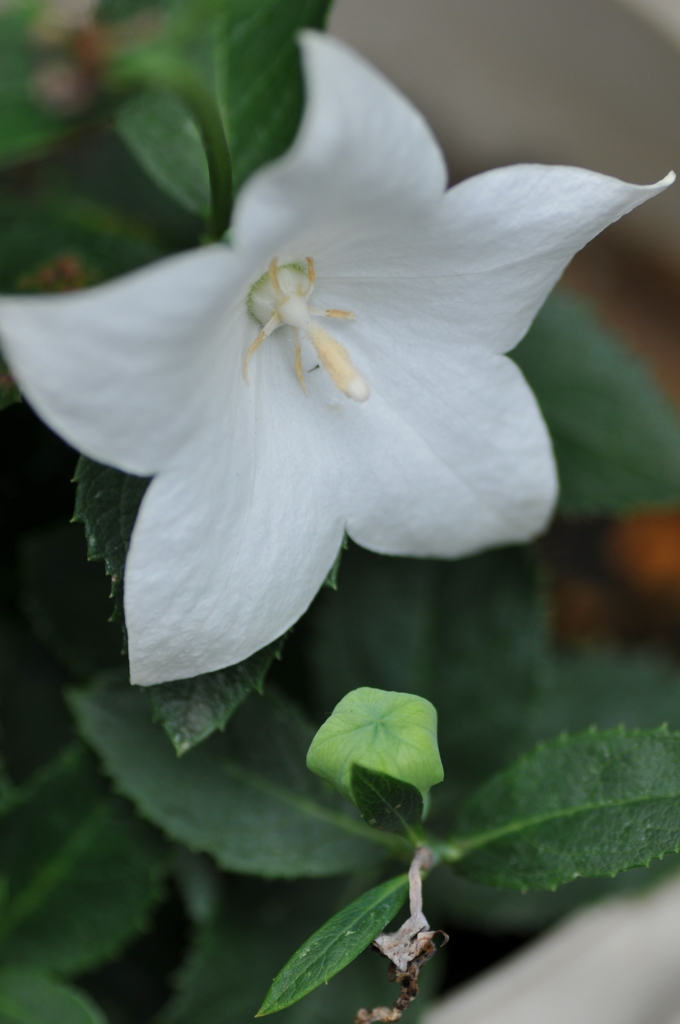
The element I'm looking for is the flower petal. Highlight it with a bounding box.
[335,338,557,557]
[232,31,448,263]
[125,331,345,684]
[0,246,244,475]
[315,164,675,355]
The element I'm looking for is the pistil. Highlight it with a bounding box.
[244,257,370,402]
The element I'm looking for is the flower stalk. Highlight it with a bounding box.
[109,48,232,239]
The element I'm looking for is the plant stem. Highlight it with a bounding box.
[110,50,233,240]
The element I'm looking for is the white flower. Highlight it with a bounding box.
[0,33,672,685]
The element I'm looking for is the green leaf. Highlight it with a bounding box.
[350,766,423,837]
[116,92,210,216]
[0,615,73,786]
[69,674,400,878]
[310,544,550,817]
[219,0,332,192]
[427,645,680,934]
[160,874,439,1024]
[450,726,680,890]
[0,11,78,170]
[514,292,680,515]
[0,189,166,295]
[72,457,150,623]
[0,968,106,1024]
[532,646,680,739]
[0,745,166,975]
[257,874,408,1016]
[117,0,332,211]
[148,639,283,755]
[19,523,124,678]
[426,853,680,935]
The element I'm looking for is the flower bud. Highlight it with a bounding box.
[306,687,444,802]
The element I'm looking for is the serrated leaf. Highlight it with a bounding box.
[257,873,408,1016]
[514,292,680,516]
[427,645,680,934]
[0,745,166,975]
[148,639,283,755]
[19,523,124,678]
[350,765,423,838]
[0,968,106,1024]
[450,726,680,890]
[69,675,400,878]
[72,457,150,622]
[311,544,550,817]
[426,853,680,935]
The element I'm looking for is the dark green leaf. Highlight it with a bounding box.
[19,523,124,678]
[0,189,167,294]
[0,11,78,170]
[148,639,283,755]
[311,545,550,817]
[0,968,106,1024]
[69,675,399,878]
[350,766,423,837]
[116,92,210,216]
[257,874,408,1016]
[0,616,73,786]
[0,745,166,975]
[426,854,680,935]
[117,0,332,211]
[427,645,680,933]
[72,457,150,622]
[514,292,680,515]
[532,646,680,739]
[160,875,439,1024]
[450,726,680,890]
[220,0,333,192]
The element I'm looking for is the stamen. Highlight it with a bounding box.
[268,258,284,297]
[309,307,356,320]
[243,312,280,383]
[293,335,306,393]
[305,256,315,291]
[307,322,370,402]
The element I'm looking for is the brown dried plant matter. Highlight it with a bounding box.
[354,848,448,1024]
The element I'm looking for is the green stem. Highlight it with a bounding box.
[110,50,233,240]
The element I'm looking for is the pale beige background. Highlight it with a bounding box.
[330,0,680,268]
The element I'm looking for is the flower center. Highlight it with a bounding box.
[244,257,370,402]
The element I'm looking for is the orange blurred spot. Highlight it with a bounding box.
[607,512,680,596]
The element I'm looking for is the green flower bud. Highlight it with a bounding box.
[306,687,444,802]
